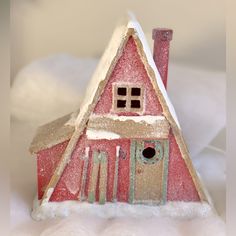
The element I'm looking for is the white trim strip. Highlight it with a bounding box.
[113,146,120,201]
[80,147,90,201]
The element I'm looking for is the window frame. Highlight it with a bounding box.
[112,83,144,113]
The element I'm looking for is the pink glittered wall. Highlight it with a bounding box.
[37,140,69,200]
[86,139,130,202]
[38,134,200,202]
[48,134,130,202]
[94,36,163,116]
[50,133,87,201]
[167,130,200,201]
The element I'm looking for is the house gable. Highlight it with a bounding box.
[94,36,163,116]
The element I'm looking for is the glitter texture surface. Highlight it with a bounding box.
[167,130,200,201]
[37,140,69,199]
[152,29,173,88]
[94,37,163,116]
[35,27,202,205]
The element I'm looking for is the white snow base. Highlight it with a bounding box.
[31,200,226,236]
[32,199,214,221]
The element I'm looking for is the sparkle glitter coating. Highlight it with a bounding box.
[30,15,208,209]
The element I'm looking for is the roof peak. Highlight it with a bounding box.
[75,13,179,128]
[115,11,140,30]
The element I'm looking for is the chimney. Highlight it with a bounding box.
[152,28,173,89]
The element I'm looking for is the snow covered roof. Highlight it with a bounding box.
[75,13,180,128]
[29,112,76,154]
[30,14,180,154]
[127,17,180,128]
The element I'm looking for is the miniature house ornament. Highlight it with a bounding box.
[30,14,209,210]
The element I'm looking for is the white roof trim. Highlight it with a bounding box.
[127,18,180,128]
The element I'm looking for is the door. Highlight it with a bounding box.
[129,140,169,204]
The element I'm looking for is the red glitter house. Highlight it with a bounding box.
[30,15,208,206]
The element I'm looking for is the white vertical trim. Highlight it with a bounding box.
[113,145,120,201]
[80,147,90,201]
[99,152,108,204]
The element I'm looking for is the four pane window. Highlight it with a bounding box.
[113,84,143,112]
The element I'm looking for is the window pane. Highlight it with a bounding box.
[131,100,141,108]
[117,87,127,96]
[131,87,141,96]
[117,100,126,108]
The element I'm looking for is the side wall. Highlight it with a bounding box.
[49,135,130,202]
[50,133,87,201]
[167,129,200,201]
[37,140,69,200]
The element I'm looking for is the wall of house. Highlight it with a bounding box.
[49,135,131,202]
[86,139,130,202]
[49,133,87,201]
[94,36,163,116]
[38,132,200,202]
[37,140,69,200]
[167,129,200,201]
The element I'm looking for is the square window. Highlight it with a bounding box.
[117,87,127,96]
[113,84,143,112]
[131,100,141,108]
[131,87,141,96]
[117,100,126,108]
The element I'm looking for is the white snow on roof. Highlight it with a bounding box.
[75,17,127,127]
[127,16,180,128]
[86,129,121,140]
[90,114,166,124]
[75,13,180,128]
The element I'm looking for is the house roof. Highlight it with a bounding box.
[37,13,208,205]
[30,14,179,154]
[75,13,180,128]
[29,111,78,154]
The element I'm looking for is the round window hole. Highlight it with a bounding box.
[142,147,156,159]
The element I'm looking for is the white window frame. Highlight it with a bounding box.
[112,83,144,113]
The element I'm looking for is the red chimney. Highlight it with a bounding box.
[152,28,173,89]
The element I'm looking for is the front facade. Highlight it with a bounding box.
[30,17,207,206]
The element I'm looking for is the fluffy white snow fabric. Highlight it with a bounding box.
[38,215,225,236]
[167,64,225,157]
[10,54,225,156]
[10,54,97,125]
[31,200,214,221]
